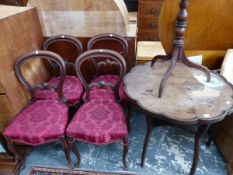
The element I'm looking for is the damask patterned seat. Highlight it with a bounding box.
[35,75,83,104]
[66,99,127,144]
[4,100,68,145]
[3,51,72,167]
[35,35,84,105]
[66,49,129,169]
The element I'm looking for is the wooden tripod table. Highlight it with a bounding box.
[124,61,233,175]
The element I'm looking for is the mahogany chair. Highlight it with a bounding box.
[87,33,128,101]
[66,49,128,168]
[87,33,132,130]
[35,35,84,106]
[3,51,72,167]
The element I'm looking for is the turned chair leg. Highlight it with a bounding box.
[123,137,128,169]
[58,137,73,168]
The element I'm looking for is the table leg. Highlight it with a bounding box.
[189,124,210,175]
[140,114,153,167]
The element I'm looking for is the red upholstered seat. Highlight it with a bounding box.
[35,75,83,105]
[66,99,128,144]
[4,100,68,145]
[91,75,127,100]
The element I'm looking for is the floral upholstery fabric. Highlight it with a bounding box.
[35,75,83,105]
[89,88,115,100]
[66,99,128,144]
[91,75,127,100]
[4,100,68,145]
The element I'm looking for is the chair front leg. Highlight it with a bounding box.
[5,137,26,169]
[5,137,24,161]
[122,137,128,169]
[58,137,73,168]
[68,137,81,167]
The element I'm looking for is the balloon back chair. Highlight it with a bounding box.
[66,49,129,169]
[3,51,72,167]
[34,35,84,106]
[87,33,132,130]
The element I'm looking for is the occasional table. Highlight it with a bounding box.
[124,61,233,175]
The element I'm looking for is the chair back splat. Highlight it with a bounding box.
[15,50,67,103]
[75,49,126,101]
[87,33,128,76]
[43,35,83,76]
[34,35,84,105]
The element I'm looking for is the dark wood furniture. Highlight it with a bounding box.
[0,0,27,6]
[124,0,138,12]
[159,0,233,69]
[0,132,30,175]
[137,0,164,41]
[151,0,210,98]
[124,61,233,175]
[67,49,128,168]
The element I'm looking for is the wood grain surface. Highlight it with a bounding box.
[159,0,233,54]
[27,0,133,37]
[0,6,48,131]
[124,61,233,124]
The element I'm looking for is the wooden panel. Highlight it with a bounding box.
[138,2,162,18]
[0,0,23,6]
[0,83,5,94]
[159,0,233,54]
[137,31,159,41]
[0,145,31,175]
[0,6,47,124]
[137,0,163,41]
[0,95,15,132]
[138,17,159,31]
[27,0,130,37]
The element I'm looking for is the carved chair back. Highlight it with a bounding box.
[43,35,83,76]
[87,33,128,76]
[15,50,67,103]
[75,49,126,101]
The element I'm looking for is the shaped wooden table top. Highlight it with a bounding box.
[124,61,233,125]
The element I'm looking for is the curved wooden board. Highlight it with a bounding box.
[27,0,129,37]
[159,0,233,54]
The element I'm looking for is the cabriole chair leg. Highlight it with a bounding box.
[5,137,25,168]
[68,138,81,167]
[58,137,73,168]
